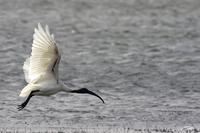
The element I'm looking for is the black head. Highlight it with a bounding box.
[71,88,105,103]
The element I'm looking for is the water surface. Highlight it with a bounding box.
[0,0,200,129]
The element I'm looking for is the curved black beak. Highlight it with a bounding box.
[71,88,105,103]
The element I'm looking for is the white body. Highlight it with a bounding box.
[20,24,71,98]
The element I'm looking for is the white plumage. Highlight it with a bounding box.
[18,23,104,111]
[23,57,30,83]
[20,23,61,98]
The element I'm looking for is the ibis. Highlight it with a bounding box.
[18,23,104,111]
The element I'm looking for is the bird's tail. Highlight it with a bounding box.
[19,84,36,98]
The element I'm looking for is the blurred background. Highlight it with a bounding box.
[0,0,200,129]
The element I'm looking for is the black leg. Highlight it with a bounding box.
[18,90,39,111]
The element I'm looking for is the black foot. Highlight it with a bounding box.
[17,103,26,111]
[17,90,40,111]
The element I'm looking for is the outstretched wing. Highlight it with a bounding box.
[23,23,61,83]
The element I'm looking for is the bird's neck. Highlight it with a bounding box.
[60,82,79,92]
[60,83,72,92]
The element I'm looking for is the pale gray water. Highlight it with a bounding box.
[0,0,200,129]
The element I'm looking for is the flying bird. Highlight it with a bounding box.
[18,23,104,111]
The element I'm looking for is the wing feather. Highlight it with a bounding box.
[23,57,31,83]
[24,23,61,83]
